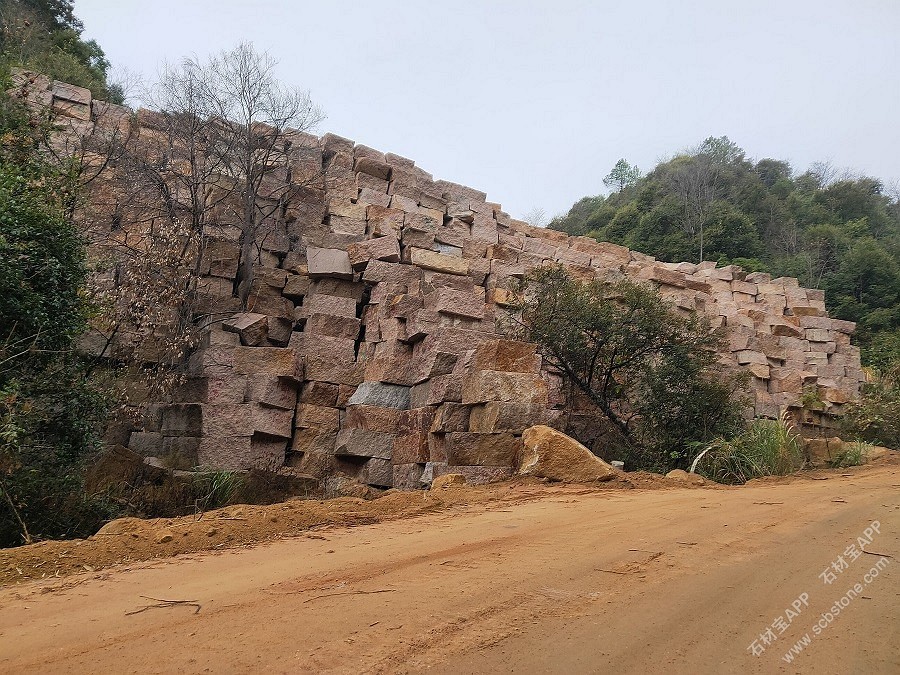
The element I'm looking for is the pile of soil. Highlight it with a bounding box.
[0,473,668,585]
[6,456,890,586]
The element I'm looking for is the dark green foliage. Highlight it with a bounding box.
[514,266,747,471]
[842,365,900,450]
[549,137,900,369]
[0,87,108,546]
[0,0,121,102]
[549,195,606,236]
[603,158,641,192]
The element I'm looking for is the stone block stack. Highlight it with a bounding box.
[22,72,865,488]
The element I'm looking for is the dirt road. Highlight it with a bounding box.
[0,465,897,674]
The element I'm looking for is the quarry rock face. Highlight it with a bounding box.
[21,72,864,489]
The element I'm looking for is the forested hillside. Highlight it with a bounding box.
[550,137,900,369]
[0,0,121,101]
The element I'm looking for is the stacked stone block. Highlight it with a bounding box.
[21,72,864,488]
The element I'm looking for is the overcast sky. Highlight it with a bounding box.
[76,0,899,220]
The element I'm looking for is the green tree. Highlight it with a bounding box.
[0,0,121,102]
[513,265,747,470]
[0,74,108,546]
[603,158,641,192]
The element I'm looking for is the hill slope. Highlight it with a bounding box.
[550,137,900,368]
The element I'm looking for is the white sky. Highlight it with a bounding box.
[76,0,900,220]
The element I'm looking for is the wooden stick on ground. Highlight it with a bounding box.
[126,595,201,615]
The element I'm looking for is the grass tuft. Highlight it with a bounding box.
[693,413,804,484]
[828,441,871,468]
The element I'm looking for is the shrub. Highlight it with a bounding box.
[511,265,748,471]
[842,364,900,449]
[192,471,244,514]
[694,415,804,484]
[0,85,110,547]
[828,441,871,468]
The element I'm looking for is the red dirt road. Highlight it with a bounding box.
[0,465,897,674]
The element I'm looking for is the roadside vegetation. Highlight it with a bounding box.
[0,65,112,546]
[511,265,748,473]
[692,414,804,484]
[841,363,900,449]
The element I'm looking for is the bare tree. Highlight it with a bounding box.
[165,43,325,304]
[522,206,548,228]
[77,43,325,399]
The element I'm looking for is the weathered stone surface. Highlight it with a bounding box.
[410,375,463,407]
[360,457,393,487]
[424,287,485,320]
[409,248,470,275]
[347,382,411,409]
[334,428,394,460]
[640,266,712,293]
[735,350,769,366]
[392,406,437,463]
[223,312,268,346]
[392,463,426,490]
[345,404,403,433]
[303,293,358,318]
[305,313,361,340]
[200,404,251,437]
[250,403,294,439]
[367,205,405,238]
[289,333,357,384]
[461,370,548,405]
[299,381,340,407]
[160,404,202,437]
[519,425,617,482]
[430,403,472,433]
[197,435,284,471]
[295,403,341,431]
[174,376,247,405]
[307,247,353,279]
[267,317,293,347]
[355,156,392,180]
[769,320,802,338]
[52,81,91,118]
[471,340,540,373]
[290,430,338,458]
[469,402,547,433]
[283,274,310,298]
[347,235,401,269]
[803,437,847,467]
[129,431,163,456]
[233,347,303,380]
[158,436,201,470]
[445,432,522,466]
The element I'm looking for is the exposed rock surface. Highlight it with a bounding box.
[16,71,864,490]
[430,473,466,489]
[519,425,618,482]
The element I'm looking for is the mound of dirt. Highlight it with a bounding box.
[665,469,708,486]
[1,480,625,585]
